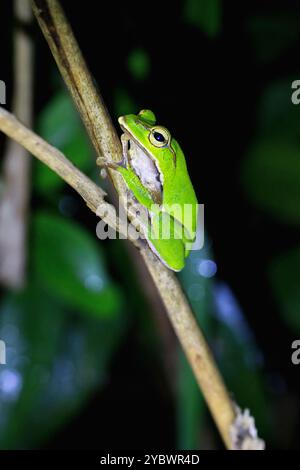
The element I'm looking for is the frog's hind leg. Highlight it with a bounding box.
[148,212,185,271]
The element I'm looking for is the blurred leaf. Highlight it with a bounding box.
[216,323,269,434]
[32,212,123,317]
[212,283,270,436]
[0,289,66,447]
[241,138,300,225]
[114,88,136,116]
[0,285,125,449]
[184,0,221,37]
[177,249,214,449]
[177,352,204,450]
[127,48,150,81]
[180,250,214,335]
[269,246,300,333]
[35,91,93,195]
[247,15,300,63]
[257,80,300,138]
[109,240,158,348]
[179,251,270,443]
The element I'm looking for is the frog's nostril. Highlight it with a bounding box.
[127,141,131,150]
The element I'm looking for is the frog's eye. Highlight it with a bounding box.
[149,127,170,148]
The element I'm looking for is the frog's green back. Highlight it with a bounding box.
[162,138,198,242]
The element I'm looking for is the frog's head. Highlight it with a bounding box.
[118,110,176,176]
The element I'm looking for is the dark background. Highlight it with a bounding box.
[1,0,300,450]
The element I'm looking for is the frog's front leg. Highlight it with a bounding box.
[96,156,156,210]
[118,166,157,210]
[96,155,126,170]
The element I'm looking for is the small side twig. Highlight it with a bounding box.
[0,107,124,237]
[0,0,33,288]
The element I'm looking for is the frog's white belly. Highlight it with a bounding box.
[128,140,162,201]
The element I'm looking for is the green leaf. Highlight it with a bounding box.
[114,88,136,117]
[32,212,123,317]
[216,322,269,436]
[0,289,66,447]
[177,352,204,450]
[241,139,300,225]
[184,0,221,37]
[177,249,214,449]
[127,48,150,81]
[269,246,300,333]
[257,80,300,138]
[179,251,270,442]
[0,286,126,448]
[213,283,270,437]
[247,15,300,63]
[35,91,93,194]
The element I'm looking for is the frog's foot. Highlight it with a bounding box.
[96,156,126,170]
[100,168,108,179]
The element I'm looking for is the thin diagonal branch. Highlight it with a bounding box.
[0,107,128,238]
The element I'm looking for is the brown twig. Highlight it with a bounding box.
[0,0,33,288]
[29,0,241,449]
[0,107,128,238]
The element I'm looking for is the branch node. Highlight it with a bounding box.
[230,406,265,450]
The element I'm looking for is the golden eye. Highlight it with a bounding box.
[148,127,170,147]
